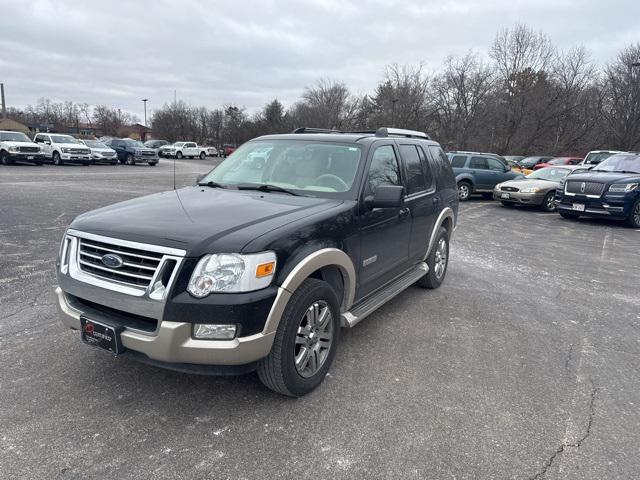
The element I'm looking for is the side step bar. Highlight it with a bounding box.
[341,262,428,328]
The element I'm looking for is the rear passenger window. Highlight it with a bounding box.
[399,145,427,194]
[450,155,467,168]
[470,156,488,169]
[487,158,505,171]
[367,145,401,193]
[428,145,454,178]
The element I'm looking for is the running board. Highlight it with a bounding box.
[341,262,428,328]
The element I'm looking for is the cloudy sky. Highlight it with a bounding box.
[2,0,639,119]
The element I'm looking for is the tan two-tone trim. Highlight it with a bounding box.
[262,248,356,336]
[424,207,455,259]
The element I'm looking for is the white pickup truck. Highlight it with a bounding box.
[0,130,46,165]
[161,142,208,159]
[33,133,92,165]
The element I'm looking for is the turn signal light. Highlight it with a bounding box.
[256,261,275,278]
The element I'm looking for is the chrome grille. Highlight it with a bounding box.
[78,238,163,288]
[19,146,40,153]
[501,186,520,192]
[70,148,90,155]
[566,181,605,196]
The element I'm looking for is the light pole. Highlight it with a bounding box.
[141,98,148,127]
[391,98,398,126]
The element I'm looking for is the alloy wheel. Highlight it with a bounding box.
[634,203,640,227]
[294,300,333,378]
[458,183,470,201]
[434,237,448,279]
[545,194,556,211]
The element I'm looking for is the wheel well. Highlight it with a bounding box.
[441,216,453,235]
[308,265,345,304]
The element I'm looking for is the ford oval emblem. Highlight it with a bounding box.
[101,253,124,269]
[580,182,586,193]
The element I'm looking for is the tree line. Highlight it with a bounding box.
[8,24,640,155]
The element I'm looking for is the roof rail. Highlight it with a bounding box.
[292,127,342,134]
[375,127,430,140]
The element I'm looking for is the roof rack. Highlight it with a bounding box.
[292,127,430,140]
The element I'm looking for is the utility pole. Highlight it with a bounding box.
[142,98,148,127]
[391,98,398,126]
[1,83,6,120]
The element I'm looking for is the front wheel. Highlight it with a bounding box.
[125,154,135,165]
[417,226,449,289]
[0,151,13,165]
[540,192,556,212]
[457,181,471,201]
[176,151,183,159]
[257,278,340,397]
[53,152,63,166]
[199,152,206,159]
[626,199,640,228]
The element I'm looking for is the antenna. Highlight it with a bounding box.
[173,154,176,190]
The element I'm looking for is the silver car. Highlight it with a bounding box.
[494,165,591,212]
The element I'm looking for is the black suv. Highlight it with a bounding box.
[103,138,159,165]
[555,152,640,228]
[55,127,458,396]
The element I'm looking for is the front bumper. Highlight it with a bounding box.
[555,193,631,218]
[55,287,275,365]
[8,152,45,162]
[61,153,92,162]
[493,190,546,205]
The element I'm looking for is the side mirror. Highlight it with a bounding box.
[44,141,51,145]
[365,184,404,209]
[504,165,511,172]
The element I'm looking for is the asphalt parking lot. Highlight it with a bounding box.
[1,160,639,480]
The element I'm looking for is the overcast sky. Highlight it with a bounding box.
[2,0,639,119]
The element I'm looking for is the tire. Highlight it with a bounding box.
[540,192,556,212]
[257,278,340,397]
[148,162,157,167]
[199,152,206,160]
[0,151,13,165]
[176,151,183,159]
[417,226,449,289]
[559,211,579,220]
[501,201,514,207]
[626,199,640,228]
[125,154,135,165]
[53,151,63,166]
[457,181,472,201]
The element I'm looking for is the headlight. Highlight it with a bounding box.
[609,183,638,193]
[62,147,70,153]
[494,183,502,190]
[187,251,276,297]
[8,145,19,152]
[521,187,542,193]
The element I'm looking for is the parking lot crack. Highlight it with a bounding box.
[526,385,599,480]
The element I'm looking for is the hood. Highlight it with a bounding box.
[565,171,640,184]
[501,178,558,190]
[3,141,40,148]
[57,142,88,149]
[70,186,343,256]
[90,147,116,154]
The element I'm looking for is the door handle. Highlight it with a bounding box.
[399,207,410,219]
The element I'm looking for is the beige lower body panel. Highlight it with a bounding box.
[55,287,275,366]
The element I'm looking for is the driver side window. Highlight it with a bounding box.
[367,145,401,193]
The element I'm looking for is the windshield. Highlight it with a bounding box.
[174,142,185,147]
[0,131,31,142]
[83,140,107,148]
[526,167,571,181]
[123,139,145,148]
[201,140,363,197]
[51,135,80,144]
[583,152,616,165]
[593,154,640,173]
[521,157,543,168]
[548,158,568,165]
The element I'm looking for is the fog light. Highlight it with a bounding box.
[193,324,237,340]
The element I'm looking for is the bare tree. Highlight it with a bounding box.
[599,43,640,150]
[291,79,359,129]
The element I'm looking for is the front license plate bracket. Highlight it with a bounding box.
[80,316,124,355]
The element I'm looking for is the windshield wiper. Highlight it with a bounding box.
[236,183,302,196]
[198,181,227,189]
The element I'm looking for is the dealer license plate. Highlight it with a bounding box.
[501,193,510,199]
[80,316,123,355]
[572,203,585,212]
